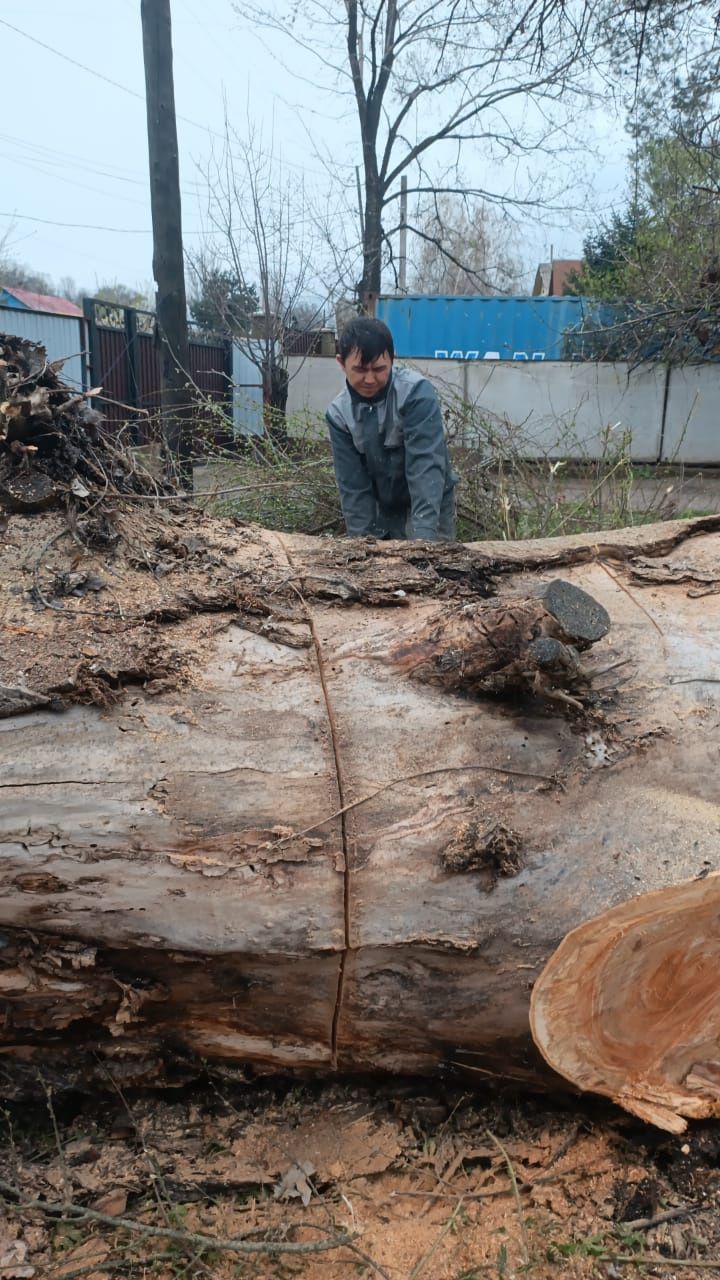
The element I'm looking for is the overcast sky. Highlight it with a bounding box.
[0,1,630,300]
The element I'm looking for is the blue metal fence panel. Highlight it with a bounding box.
[376,294,587,361]
[0,306,88,388]
[232,344,264,436]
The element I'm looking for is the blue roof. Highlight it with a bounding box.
[0,287,27,310]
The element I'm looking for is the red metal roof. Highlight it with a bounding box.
[532,259,583,296]
[2,286,84,317]
[549,260,582,295]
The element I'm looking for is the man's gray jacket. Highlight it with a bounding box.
[326,366,455,540]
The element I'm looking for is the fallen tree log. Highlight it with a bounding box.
[2,506,720,1130]
[2,339,720,1130]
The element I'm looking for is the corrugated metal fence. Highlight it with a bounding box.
[0,305,88,391]
[1,300,264,445]
[83,298,237,446]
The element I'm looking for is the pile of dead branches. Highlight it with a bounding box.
[0,333,167,513]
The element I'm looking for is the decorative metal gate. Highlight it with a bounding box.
[83,298,233,446]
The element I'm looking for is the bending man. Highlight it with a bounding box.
[326,317,456,541]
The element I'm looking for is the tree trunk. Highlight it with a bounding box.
[359,174,383,313]
[2,509,720,1131]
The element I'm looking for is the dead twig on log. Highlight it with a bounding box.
[273,762,560,848]
[599,559,664,636]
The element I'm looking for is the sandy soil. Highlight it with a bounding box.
[1,1080,719,1280]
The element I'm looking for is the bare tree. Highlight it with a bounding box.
[194,123,332,430]
[233,0,597,309]
[410,194,525,294]
[564,0,720,360]
[291,299,330,329]
[0,250,54,297]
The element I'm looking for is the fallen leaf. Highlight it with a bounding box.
[0,1239,34,1278]
[90,1189,128,1217]
[274,1160,316,1207]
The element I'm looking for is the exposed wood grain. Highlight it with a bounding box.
[2,513,720,1129]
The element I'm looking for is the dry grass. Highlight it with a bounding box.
[190,406,716,543]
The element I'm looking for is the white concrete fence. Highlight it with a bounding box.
[5,300,715,464]
[286,356,720,465]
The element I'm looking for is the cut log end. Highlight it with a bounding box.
[542,578,611,645]
[529,874,720,1133]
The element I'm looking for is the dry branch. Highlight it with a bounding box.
[0,1177,356,1259]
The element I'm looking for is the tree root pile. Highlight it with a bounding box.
[0,333,165,513]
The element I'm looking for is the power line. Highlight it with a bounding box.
[0,131,201,200]
[0,211,205,235]
[0,19,149,105]
[1,205,327,236]
[0,131,147,183]
[17,231,146,272]
[0,16,334,181]
[0,16,230,144]
[0,153,148,207]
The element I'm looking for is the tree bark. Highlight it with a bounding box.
[2,511,720,1130]
[360,181,384,312]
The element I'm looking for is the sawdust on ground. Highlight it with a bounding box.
[1,1080,719,1280]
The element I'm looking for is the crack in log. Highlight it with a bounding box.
[0,779,130,789]
[274,535,350,1070]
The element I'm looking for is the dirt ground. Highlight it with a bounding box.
[1,1079,719,1280]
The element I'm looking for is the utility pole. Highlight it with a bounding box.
[140,0,192,486]
[399,175,408,293]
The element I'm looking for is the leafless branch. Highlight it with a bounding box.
[0,1176,357,1259]
[233,0,603,305]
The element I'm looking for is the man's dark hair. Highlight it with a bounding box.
[337,316,394,363]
